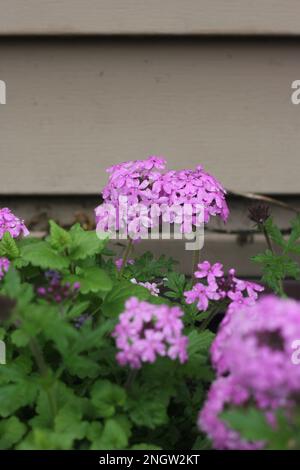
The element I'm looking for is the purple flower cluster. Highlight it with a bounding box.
[95,157,229,239]
[199,296,300,449]
[159,166,229,226]
[112,297,188,369]
[184,261,264,312]
[37,270,80,303]
[0,257,10,280]
[0,207,29,239]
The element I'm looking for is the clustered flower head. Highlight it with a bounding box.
[37,270,80,303]
[0,207,29,239]
[115,258,135,271]
[95,156,229,240]
[158,166,229,227]
[112,297,188,369]
[0,257,10,280]
[184,261,264,312]
[199,296,300,449]
[130,278,160,297]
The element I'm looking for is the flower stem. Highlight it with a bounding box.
[125,369,138,389]
[199,310,217,332]
[119,238,133,278]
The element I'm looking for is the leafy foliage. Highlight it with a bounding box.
[0,221,210,450]
[252,215,300,294]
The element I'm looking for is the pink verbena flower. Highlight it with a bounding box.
[130,278,160,296]
[198,376,263,450]
[115,258,135,271]
[95,158,229,241]
[37,270,80,303]
[95,156,167,240]
[0,208,29,239]
[184,261,263,312]
[112,297,188,369]
[0,257,10,280]
[200,296,300,449]
[211,296,300,401]
[159,165,229,226]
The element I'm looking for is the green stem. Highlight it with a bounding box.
[125,369,138,390]
[199,305,223,332]
[119,238,133,278]
[29,338,57,422]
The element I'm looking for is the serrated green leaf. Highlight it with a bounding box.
[0,416,26,449]
[20,241,69,270]
[91,380,126,418]
[0,232,19,259]
[11,329,30,347]
[48,220,71,250]
[69,225,108,261]
[90,418,129,450]
[0,381,38,417]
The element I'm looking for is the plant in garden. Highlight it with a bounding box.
[0,216,214,450]
[1,159,300,451]
[250,205,300,295]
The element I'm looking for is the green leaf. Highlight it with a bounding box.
[20,241,69,270]
[129,251,176,281]
[69,225,108,261]
[11,329,30,347]
[64,355,101,379]
[221,407,271,442]
[0,416,26,449]
[65,300,90,320]
[187,330,215,356]
[131,443,162,450]
[127,388,170,429]
[252,249,300,294]
[90,418,129,450]
[48,220,71,250]
[0,381,38,417]
[102,280,150,317]
[66,266,112,294]
[264,217,286,248]
[54,405,88,448]
[91,380,126,418]
[0,232,19,259]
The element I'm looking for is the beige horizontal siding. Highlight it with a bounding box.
[0,39,300,194]
[0,1,300,36]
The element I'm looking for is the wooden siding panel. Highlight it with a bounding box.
[0,1,300,36]
[0,39,300,194]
